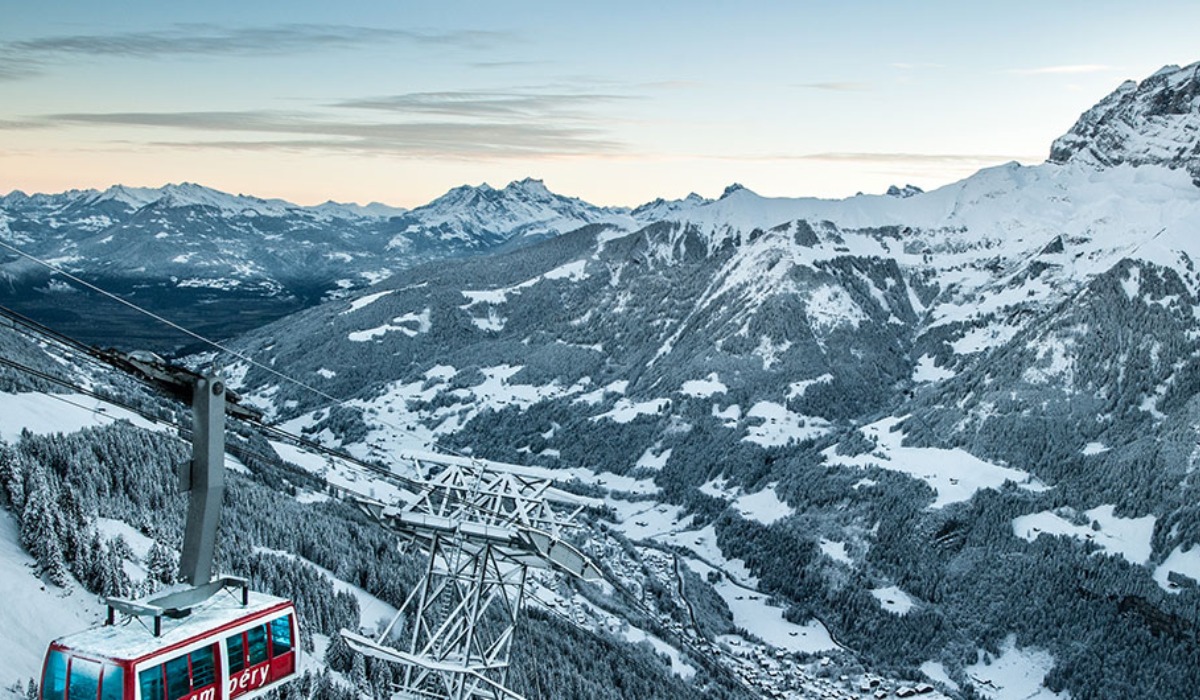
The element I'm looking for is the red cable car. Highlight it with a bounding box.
[37,373,302,700]
[40,584,298,700]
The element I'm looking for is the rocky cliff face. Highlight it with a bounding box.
[1050,61,1200,184]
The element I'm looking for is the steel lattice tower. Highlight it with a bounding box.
[343,454,600,700]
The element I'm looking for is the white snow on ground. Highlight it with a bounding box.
[636,445,672,470]
[1082,442,1109,455]
[913,354,956,382]
[347,308,431,341]
[824,417,1042,508]
[269,439,413,505]
[592,397,670,424]
[806,285,866,331]
[255,547,397,634]
[683,557,838,654]
[870,585,916,615]
[340,289,392,315]
[621,625,696,680]
[283,363,586,462]
[696,480,791,525]
[460,260,589,307]
[1154,545,1200,592]
[0,510,107,690]
[920,661,960,691]
[787,373,832,400]
[532,581,695,680]
[0,392,164,442]
[819,539,852,565]
[712,403,741,427]
[743,401,831,447]
[964,635,1067,700]
[680,373,727,398]
[950,322,1022,355]
[469,306,506,331]
[1012,504,1155,565]
[733,485,791,526]
[603,499,689,540]
[95,518,155,560]
[574,379,628,406]
[699,477,736,499]
[316,368,337,379]
[543,259,589,281]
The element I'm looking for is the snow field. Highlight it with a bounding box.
[963,635,1067,700]
[824,416,1042,508]
[682,557,838,654]
[1153,545,1200,592]
[254,547,398,635]
[743,401,831,447]
[870,585,916,615]
[1012,504,1155,565]
[0,392,164,442]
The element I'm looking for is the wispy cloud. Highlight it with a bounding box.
[797,82,872,92]
[0,24,506,81]
[334,90,633,120]
[1008,64,1116,76]
[469,60,551,70]
[14,87,628,159]
[891,62,944,70]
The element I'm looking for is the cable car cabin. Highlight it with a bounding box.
[40,591,298,700]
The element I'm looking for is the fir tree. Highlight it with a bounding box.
[146,540,178,585]
[20,462,70,587]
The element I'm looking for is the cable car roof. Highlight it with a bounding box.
[51,590,292,663]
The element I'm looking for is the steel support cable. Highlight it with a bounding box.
[0,356,342,479]
[0,240,487,468]
[0,238,343,405]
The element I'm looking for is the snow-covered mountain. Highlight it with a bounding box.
[8,61,1200,699]
[210,63,1200,699]
[0,179,640,351]
[384,177,636,253]
[1050,60,1200,184]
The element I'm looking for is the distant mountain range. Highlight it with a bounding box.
[0,177,655,350]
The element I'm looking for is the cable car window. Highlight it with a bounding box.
[138,665,164,700]
[68,657,101,700]
[190,645,216,688]
[269,616,292,656]
[99,665,123,700]
[246,625,268,666]
[226,632,245,673]
[42,650,68,700]
[164,655,190,700]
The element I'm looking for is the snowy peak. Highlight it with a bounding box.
[886,184,924,198]
[631,192,712,221]
[391,178,635,248]
[721,183,750,199]
[503,176,554,199]
[1049,61,1200,184]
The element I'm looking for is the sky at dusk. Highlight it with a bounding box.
[2,1,1199,208]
